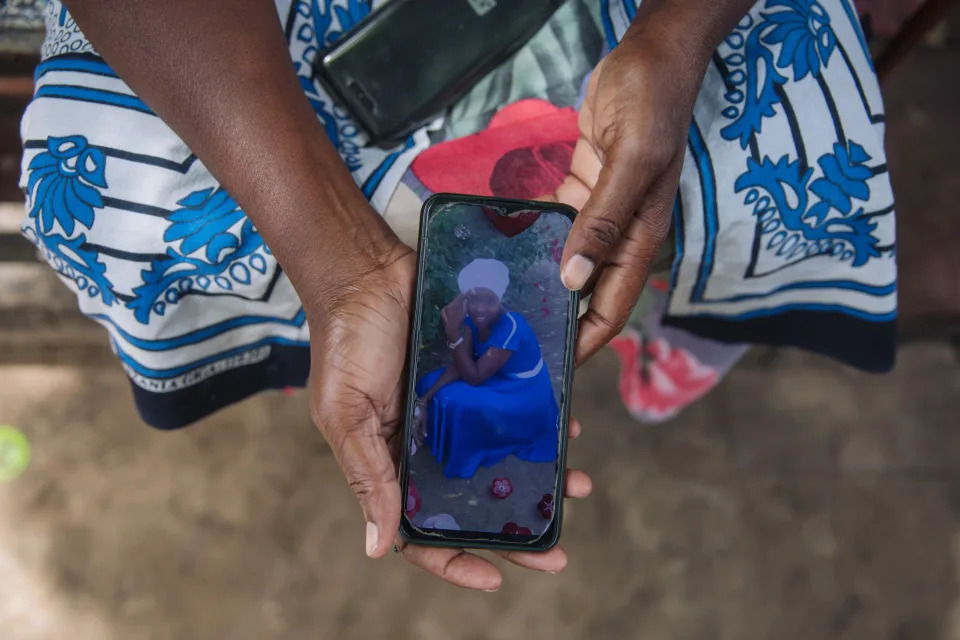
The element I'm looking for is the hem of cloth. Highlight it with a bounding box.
[663,311,898,373]
[127,344,311,430]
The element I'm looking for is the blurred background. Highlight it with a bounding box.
[1,1,959,639]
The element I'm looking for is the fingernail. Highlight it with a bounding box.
[365,522,379,557]
[484,588,500,593]
[561,255,594,291]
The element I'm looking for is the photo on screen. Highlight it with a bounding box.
[405,201,573,537]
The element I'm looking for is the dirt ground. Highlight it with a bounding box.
[2,344,960,640]
[2,6,960,640]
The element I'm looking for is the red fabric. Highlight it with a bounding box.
[609,331,718,421]
[412,99,578,237]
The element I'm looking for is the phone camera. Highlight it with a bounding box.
[347,79,377,114]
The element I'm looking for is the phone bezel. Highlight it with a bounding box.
[398,193,579,552]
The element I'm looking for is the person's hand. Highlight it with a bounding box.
[440,294,467,340]
[550,25,707,364]
[307,240,592,590]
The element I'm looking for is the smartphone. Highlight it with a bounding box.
[314,0,564,146]
[398,194,578,551]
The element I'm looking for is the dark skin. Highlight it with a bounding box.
[412,288,512,442]
[63,0,755,590]
[546,0,756,363]
[445,289,513,386]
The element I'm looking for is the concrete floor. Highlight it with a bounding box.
[3,8,960,640]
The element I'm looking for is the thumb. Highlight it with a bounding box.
[314,404,402,559]
[560,145,649,291]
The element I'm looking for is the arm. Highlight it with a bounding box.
[417,366,461,406]
[63,0,397,314]
[450,331,512,386]
[625,0,757,55]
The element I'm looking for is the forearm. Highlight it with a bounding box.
[451,343,482,385]
[626,0,757,67]
[64,0,397,313]
[421,367,460,404]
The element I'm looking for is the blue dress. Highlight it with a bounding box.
[416,311,560,479]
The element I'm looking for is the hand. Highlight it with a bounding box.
[550,26,706,364]
[307,242,592,590]
[440,295,467,340]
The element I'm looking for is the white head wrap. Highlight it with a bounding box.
[457,259,510,301]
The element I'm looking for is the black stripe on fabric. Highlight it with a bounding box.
[97,148,199,173]
[774,84,808,172]
[173,268,285,304]
[23,140,199,174]
[128,343,311,430]
[664,310,897,373]
[44,52,106,63]
[100,196,171,217]
[689,121,718,299]
[744,135,763,279]
[283,3,298,42]
[82,243,168,262]
[861,204,895,219]
[816,72,847,146]
[712,51,737,93]
[835,42,885,125]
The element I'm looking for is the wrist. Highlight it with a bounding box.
[239,139,403,321]
[623,0,754,72]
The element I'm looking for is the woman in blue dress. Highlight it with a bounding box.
[414,259,559,479]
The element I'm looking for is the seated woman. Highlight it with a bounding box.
[414,259,560,479]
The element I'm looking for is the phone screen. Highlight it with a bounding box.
[401,195,576,546]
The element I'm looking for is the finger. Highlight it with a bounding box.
[568,417,582,439]
[574,178,676,364]
[554,171,593,213]
[565,469,593,499]
[537,137,600,212]
[569,137,603,191]
[315,404,401,560]
[560,138,657,292]
[400,544,503,591]
[497,545,568,574]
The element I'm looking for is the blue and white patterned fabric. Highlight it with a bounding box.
[18,0,896,429]
[605,0,897,369]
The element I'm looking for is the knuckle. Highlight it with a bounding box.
[582,215,623,249]
[347,474,379,500]
[589,308,630,337]
[439,550,468,581]
[641,210,672,244]
[345,458,393,499]
[607,311,631,335]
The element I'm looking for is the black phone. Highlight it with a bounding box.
[313,0,564,147]
[398,194,578,552]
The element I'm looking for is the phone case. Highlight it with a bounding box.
[313,0,564,146]
[397,193,579,552]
